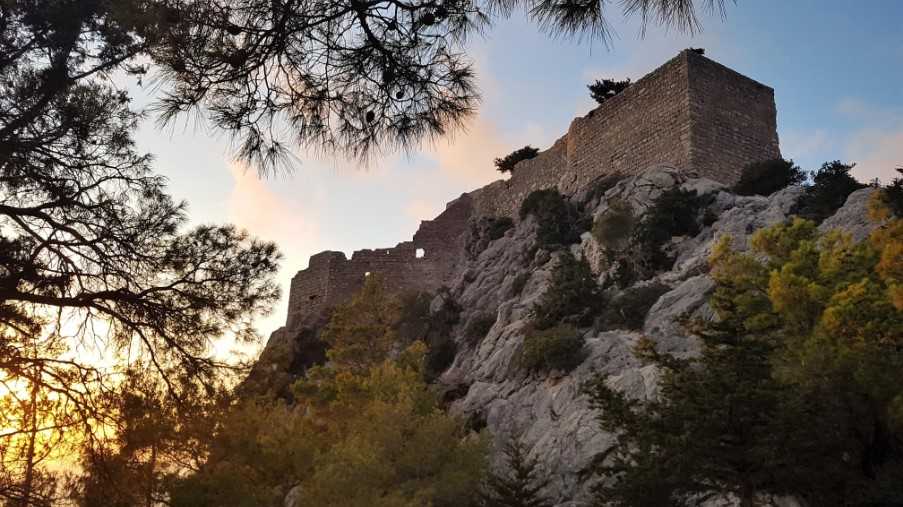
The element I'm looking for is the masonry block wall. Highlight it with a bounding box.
[282,50,781,329]
[285,195,473,328]
[470,50,780,218]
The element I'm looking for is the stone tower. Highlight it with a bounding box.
[282,49,781,330]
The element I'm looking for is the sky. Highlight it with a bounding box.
[127,0,903,343]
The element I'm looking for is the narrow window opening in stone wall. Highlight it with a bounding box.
[415,248,425,259]
[309,295,319,301]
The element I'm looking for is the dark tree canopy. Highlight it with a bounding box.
[0,0,732,499]
[1,0,732,173]
[0,1,280,500]
[794,160,866,222]
[732,158,805,196]
[588,78,632,105]
[479,440,553,507]
[496,145,540,173]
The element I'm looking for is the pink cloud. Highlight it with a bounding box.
[228,164,323,335]
[847,129,903,184]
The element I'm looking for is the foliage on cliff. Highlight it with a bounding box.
[167,283,488,506]
[733,158,806,196]
[794,160,866,222]
[521,325,585,373]
[597,188,712,286]
[532,253,603,329]
[321,274,404,373]
[479,440,553,507]
[520,189,587,249]
[588,78,632,105]
[588,208,903,506]
[496,146,540,174]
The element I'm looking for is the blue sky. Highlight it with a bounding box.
[130,1,903,339]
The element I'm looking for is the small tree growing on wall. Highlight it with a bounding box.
[588,78,632,105]
[496,146,540,174]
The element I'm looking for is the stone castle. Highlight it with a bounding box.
[284,49,781,329]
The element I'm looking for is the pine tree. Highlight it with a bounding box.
[587,214,903,506]
[480,440,553,507]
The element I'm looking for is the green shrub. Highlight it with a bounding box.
[396,292,433,343]
[486,217,515,241]
[425,336,457,381]
[591,199,635,250]
[532,253,603,330]
[588,78,631,105]
[598,283,670,331]
[733,158,806,196]
[495,146,539,174]
[794,160,866,222]
[520,189,585,248]
[632,188,712,273]
[521,324,585,372]
[880,168,903,218]
[464,313,497,344]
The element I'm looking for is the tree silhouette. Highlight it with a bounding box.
[151,0,729,171]
[0,2,280,498]
[588,78,632,104]
[480,439,553,507]
[1,0,730,173]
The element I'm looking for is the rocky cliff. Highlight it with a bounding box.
[255,167,876,506]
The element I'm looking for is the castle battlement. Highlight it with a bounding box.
[284,50,780,329]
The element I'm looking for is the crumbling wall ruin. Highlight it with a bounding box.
[470,49,780,218]
[285,194,473,328]
[282,50,781,329]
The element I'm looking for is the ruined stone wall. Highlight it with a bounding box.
[285,195,473,328]
[686,52,781,183]
[283,50,781,329]
[471,50,780,218]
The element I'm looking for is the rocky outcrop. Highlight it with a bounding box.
[261,167,876,506]
[432,168,875,506]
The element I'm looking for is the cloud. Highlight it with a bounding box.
[836,98,903,183]
[228,164,323,336]
[405,198,443,223]
[782,129,829,161]
[847,129,903,184]
[425,115,510,187]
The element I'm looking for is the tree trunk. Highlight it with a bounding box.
[20,369,39,506]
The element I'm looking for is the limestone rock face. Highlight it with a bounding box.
[265,167,878,507]
[818,187,878,241]
[433,168,876,506]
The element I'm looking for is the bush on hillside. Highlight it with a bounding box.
[794,160,866,222]
[597,283,671,331]
[880,168,903,218]
[592,199,635,250]
[633,188,713,273]
[396,291,433,343]
[520,189,586,249]
[532,253,603,330]
[521,324,585,373]
[486,216,515,241]
[464,313,497,344]
[733,158,806,196]
[495,146,539,174]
